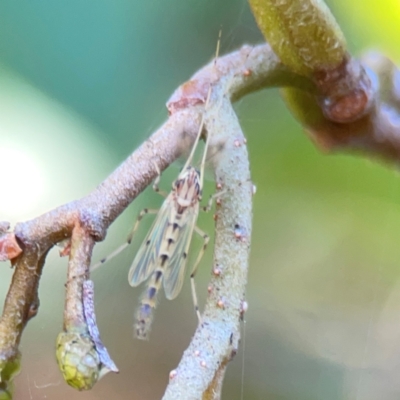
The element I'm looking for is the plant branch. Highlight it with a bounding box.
[0,38,400,398]
[163,85,252,400]
[0,43,287,395]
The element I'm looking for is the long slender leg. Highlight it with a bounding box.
[152,161,168,198]
[190,225,210,322]
[91,208,159,272]
[202,190,226,212]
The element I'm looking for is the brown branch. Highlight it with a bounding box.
[0,39,400,398]
[55,224,118,390]
[0,42,285,362]
[0,43,277,396]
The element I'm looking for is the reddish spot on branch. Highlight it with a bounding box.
[58,239,72,257]
[0,233,22,262]
[167,79,209,115]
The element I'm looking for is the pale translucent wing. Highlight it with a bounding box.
[128,197,172,286]
[163,205,199,300]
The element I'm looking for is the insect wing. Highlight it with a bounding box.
[163,204,199,300]
[128,196,172,286]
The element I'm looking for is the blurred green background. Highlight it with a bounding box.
[0,1,400,399]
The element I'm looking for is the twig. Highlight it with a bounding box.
[163,83,252,400]
[0,43,286,366]
[0,39,400,398]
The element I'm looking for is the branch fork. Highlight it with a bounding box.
[0,33,399,398]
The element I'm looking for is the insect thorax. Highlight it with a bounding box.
[173,166,202,210]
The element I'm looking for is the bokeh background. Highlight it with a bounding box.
[0,1,400,399]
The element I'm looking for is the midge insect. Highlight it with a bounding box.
[92,34,223,340]
[129,127,213,339]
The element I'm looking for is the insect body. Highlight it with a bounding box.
[92,32,221,340]
[91,99,213,340]
[129,166,205,339]
[125,38,223,338]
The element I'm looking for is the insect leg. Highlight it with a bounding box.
[91,208,159,272]
[152,161,168,198]
[202,190,227,212]
[190,225,210,322]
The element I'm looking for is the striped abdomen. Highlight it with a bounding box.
[135,214,184,339]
